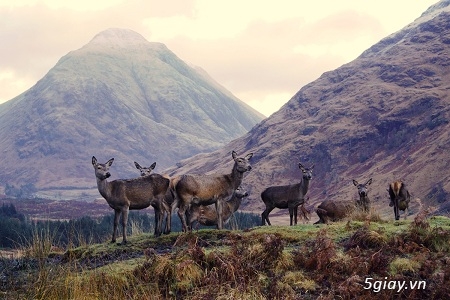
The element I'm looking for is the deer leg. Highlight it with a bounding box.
[289,207,294,226]
[112,209,121,243]
[394,199,400,221]
[261,206,274,226]
[216,199,224,230]
[177,202,189,232]
[162,201,171,234]
[294,206,298,225]
[121,207,129,245]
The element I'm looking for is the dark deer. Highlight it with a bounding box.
[175,151,253,231]
[92,156,169,244]
[314,178,372,224]
[134,161,180,234]
[261,163,314,226]
[189,186,248,229]
[388,180,411,220]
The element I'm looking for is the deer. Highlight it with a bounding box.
[314,178,373,224]
[175,150,253,232]
[134,161,179,234]
[388,180,411,220]
[189,186,248,229]
[261,163,314,226]
[92,156,169,244]
[353,178,372,212]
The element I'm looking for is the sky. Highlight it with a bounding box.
[0,0,440,117]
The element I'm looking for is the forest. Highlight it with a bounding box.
[0,202,260,249]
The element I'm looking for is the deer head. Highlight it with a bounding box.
[298,163,314,180]
[92,156,114,181]
[232,150,253,173]
[134,161,156,176]
[353,178,372,197]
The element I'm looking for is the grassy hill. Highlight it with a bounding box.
[1,211,449,299]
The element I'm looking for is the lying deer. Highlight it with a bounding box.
[388,180,411,220]
[134,161,179,234]
[189,186,248,229]
[92,156,169,244]
[261,163,314,226]
[175,151,253,231]
[314,178,373,224]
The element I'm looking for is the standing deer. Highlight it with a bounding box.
[175,151,253,231]
[353,178,372,212]
[314,178,373,224]
[92,156,169,244]
[388,180,411,220]
[189,186,248,229]
[134,161,179,234]
[261,163,314,226]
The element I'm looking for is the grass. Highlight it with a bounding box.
[1,213,450,299]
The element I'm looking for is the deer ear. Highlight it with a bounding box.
[106,158,114,167]
[298,163,304,170]
[353,180,358,186]
[245,153,253,160]
[232,151,237,159]
[150,162,156,170]
[134,162,141,169]
[366,178,373,186]
[92,156,97,166]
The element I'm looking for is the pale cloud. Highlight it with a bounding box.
[0,0,439,116]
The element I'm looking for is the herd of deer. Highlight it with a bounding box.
[92,152,411,245]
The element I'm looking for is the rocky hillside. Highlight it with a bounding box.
[0,28,263,198]
[165,0,450,219]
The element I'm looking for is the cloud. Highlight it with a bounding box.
[0,0,439,115]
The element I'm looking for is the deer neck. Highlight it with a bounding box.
[301,178,310,195]
[230,164,245,189]
[360,194,369,202]
[96,178,112,200]
[228,196,243,213]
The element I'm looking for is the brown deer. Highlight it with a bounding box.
[388,180,411,220]
[261,163,314,226]
[353,178,372,212]
[134,161,156,176]
[134,161,179,234]
[314,178,373,224]
[175,150,253,231]
[189,186,248,229]
[92,156,169,244]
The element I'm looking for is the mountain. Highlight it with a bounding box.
[165,1,450,220]
[0,28,264,198]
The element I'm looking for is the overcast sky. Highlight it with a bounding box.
[0,0,439,116]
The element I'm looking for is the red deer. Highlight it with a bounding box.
[92,156,169,244]
[353,178,372,212]
[314,178,372,224]
[388,180,411,220]
[134,161,179,234]
[175,151,253,231]
[261,163,314,226]
[189,186,248,229]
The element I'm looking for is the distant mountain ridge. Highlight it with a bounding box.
[165,0,450,220]
[0,28,263,198]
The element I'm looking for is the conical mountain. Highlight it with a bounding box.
[0,28,263,198]
[166,0,450,220]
